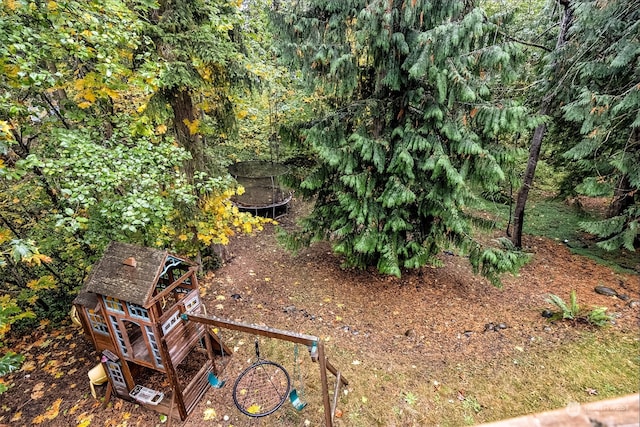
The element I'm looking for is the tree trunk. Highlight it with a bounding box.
[168,87,206,180]
[511,1,573,248]
[512,119,548,248]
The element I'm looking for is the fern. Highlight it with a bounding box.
[546,293,577,319]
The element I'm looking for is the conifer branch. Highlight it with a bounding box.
[497,30,552,52]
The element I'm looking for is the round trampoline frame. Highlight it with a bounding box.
[228,161,292,219]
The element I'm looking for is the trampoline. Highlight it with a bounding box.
[228,161,292,218]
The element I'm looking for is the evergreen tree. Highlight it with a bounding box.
[272,0,535,284]
[132,0,246,178]
[560,0,639,251]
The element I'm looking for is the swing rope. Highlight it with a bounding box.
[289,343,307,411]
[293,344,305,398]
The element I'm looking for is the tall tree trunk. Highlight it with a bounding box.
[511,1,573,248]
[608,129,639,217]
[168,87,206,180]
[608,174,633,218]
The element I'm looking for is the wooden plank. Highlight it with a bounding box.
[158,334,187,420]
[326,359,349,386]
[146,268,198,308]
[182,313,319,347]
[331,371,341,420]
[475,394,639,427]
[182,361,212,413]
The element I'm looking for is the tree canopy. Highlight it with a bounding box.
[271,0,537,282]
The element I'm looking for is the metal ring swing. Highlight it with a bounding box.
[232,339,291,418]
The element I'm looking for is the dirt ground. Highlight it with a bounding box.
[1,198,639,427]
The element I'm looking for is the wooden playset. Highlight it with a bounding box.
[73,241,347,425]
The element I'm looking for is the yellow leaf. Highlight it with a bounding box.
[11,411,22,422]
[47,1,57,10]
[82,90,97,103]
[78,101,92,109]
[101,87,119,99]
[247,404,261,414]
[203,408,217,420]
[0,229,11,244]
[178,234,188,241]
[33,398,62,423]
[183,118,200,135]
[76,413,92,426]
[236,109,248,119]
[156,124,168,134]
[74,79,85,91]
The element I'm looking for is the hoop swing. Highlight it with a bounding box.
[232,339,291,417]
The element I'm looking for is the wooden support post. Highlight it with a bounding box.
[318,341,333,427]
[158,335,187,420]
[332,371,341,420]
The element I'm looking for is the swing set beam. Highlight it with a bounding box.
[181,312,348,427]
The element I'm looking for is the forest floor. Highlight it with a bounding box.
[1,197,639,427]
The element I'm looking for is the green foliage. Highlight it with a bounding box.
[547,290,580,320]
[0,0,276,332]
[0,352,24,377]
[558,0,640,251]
[273,0,537,283]
[546,290,612,327]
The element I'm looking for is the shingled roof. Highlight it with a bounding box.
[77,241,193,307]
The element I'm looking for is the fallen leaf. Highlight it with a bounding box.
[31,382,46,400]
[10,411,22,422]
[216,295,226,301]
[32,398,62,424]
[264,277,271,282]
[247,404,261,414]
[335,408,343,418]
[215,304,224,310]
[203,408,217,420]
[21,360,36,372]
[76,413,93,427]
[361,396,368,404]
[585,388,598,396]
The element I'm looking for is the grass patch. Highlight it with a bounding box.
[470,193,640,274]
[333,332,639,426]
